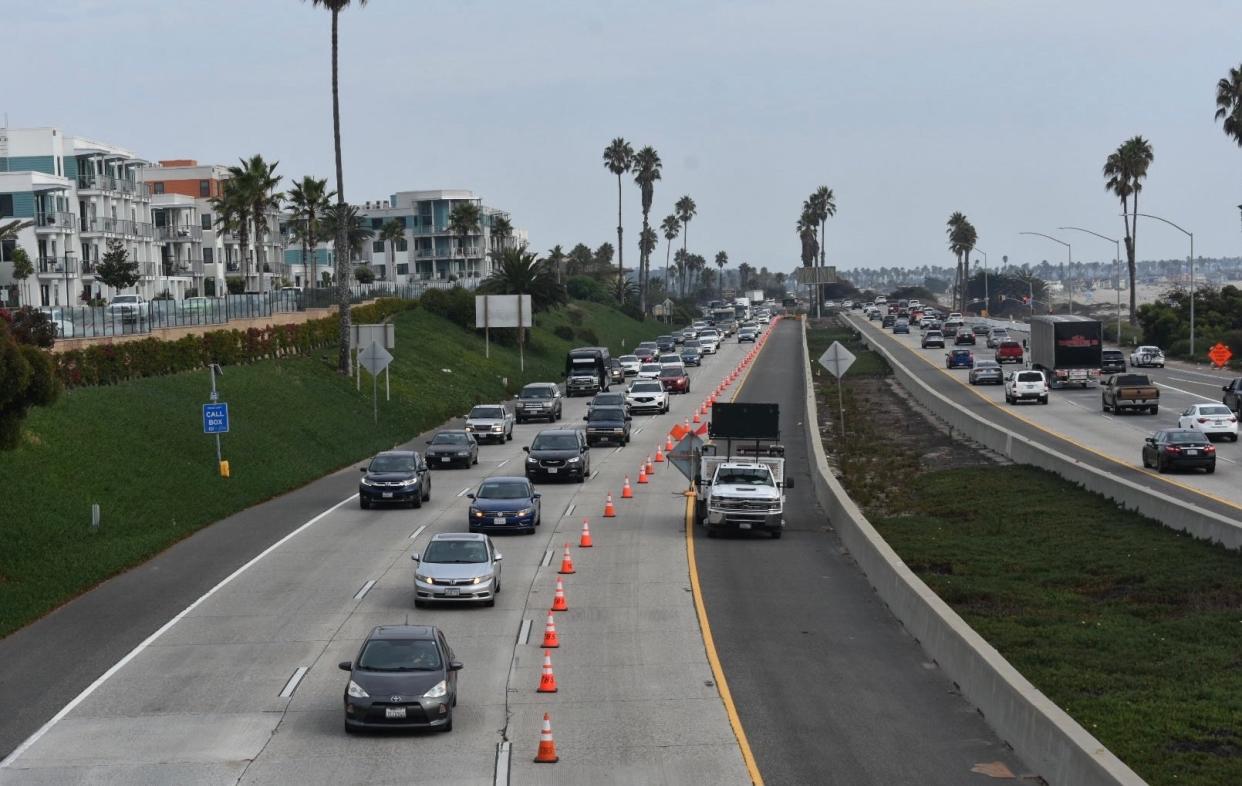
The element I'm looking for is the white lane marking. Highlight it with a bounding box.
[1156,382,1217,403]
[1169,376,1228,389]
[635,426,646,435]
[563,503,575,519]
[408,524,427,540]
[494,740,511,786]
[518,619,533,646]
[279,666,309,698]
[353,580,377,601]
[611,447,624,456]
[497,459,510,468]
[457,486,472,497]
[0,493,358,770]
[590,469,599,480]
[541,549,553,568]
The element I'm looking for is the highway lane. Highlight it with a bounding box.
[693,318,1030,786]
[0,338,756,785]
[848,313,1242,517]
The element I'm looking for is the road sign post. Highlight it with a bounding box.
[817,341,856,437]
[357,340,394,424]
[668,432,706,491]
[204,364,229,476]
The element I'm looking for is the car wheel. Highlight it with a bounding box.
[1141,452,1149,468]
[414,599,425,608]
[1102,398,1110,413]
[412,494,422,509]
[705,528,719,538]
[485,596,496,608]
[1206,462,1216,474]
[1040,396,1048,405]
[1232,434,1239,442]
[344,721,357,735]
[441,712,453,733]
[473,453,479,465]
[769,529,783,540]
[516,417,524,425]
[506,430,513,441]
[1150,405,1158,415]
[359,498,370,510]
[423,484,431,502]
[1156,456,1168,474]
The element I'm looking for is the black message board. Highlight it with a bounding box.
[710,402,779,440]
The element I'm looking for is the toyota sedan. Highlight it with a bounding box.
[425,430,479,468]
[341,625,461,733]
[1142,429,1216,473]
[1176,404,1238,442]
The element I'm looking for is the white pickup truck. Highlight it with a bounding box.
[694,452,793,539]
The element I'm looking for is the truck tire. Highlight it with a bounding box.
[1039,396,1049,405]
[1149,405,1158,415]
[769,529,783,540]
[1102,397,1110,413]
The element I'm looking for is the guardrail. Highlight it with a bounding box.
[799,319,1145,786]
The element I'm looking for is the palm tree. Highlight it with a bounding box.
[379,219,405,284]
[480,247,566,313]
[490,215,513,253]
[546,244,566,284]
[306,0,367,373]
[285,176,334,289]
[447,201,482,278]
[638,226,658,304]
[321,203,374,269]
[673,248,688,298]
[228,155,282,291]
[1215,63,1242,146]
[957,220,978,311]
[631,145,662,312]
[737,261,752,291]
[675,196,696,286]
[714,251,728,300]
[0,219,33,242]
[809,186,836,270]
[661,213,680,293]
[946,212,967,310]
[602,138,634,293]
[209,177,251,282]
[1103,136,1154,323]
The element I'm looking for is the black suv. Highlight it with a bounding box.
[523,428,590,482]
[584,406,631,446]
[359,450,430,509]
[1100,349,1127,374]
[514,383,563,423]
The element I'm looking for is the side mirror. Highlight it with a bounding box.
[784,477,795,489]
[522,446,529,452]
[338,661,352,671]
[1145,438,1155,445]
[466,493,475,500]
[425,440,433,445]
[1225,386,1231,392]
[494,553,504,561]
[359,467,367,472]
[410,552,420,561]
[448,661,464,672]
[583,415,589,421]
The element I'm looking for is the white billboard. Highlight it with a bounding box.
[475,294,533,328]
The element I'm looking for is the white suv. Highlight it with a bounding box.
[1005,369,1049,405]
[625,379,670,414]
[698,330,721,353]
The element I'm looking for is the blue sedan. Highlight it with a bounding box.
[467,476,541,534]
[946,349,974,369]
[680,348,703,366]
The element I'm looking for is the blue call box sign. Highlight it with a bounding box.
[203,403,230,434]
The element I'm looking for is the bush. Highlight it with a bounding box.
[565,307,585,326]
[420,287,475,329]
[553,325,575,341]
[575,327,599,345]
[566,276,609,303]
[225,276,245,294]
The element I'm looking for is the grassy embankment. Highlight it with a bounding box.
[0,301,658,638]
[807,321,1242,786]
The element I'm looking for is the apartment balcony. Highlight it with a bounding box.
[159,258,201,277]
[452,247,482,258]
[80,218,155,238]
[156,224,204,241]
[76,174,151,199]
[411,225,446,236]
[36,256,77,275]
[81,260,99,277]
[33,212,78,233]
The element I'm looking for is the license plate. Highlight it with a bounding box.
[385,707,406,719]
[441,457,451,463]
[494,517,506,526]
[1185,449,1198,455]
[445,587,461,597]
[738,522,751,530]
[382,492,393,498]
[547,467,558,474]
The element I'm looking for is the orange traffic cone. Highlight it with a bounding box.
[579,518,593,548]
[637,463,648,483]
[541,613,560,648]
[655,446,665,463]
[603,493,617,517]
[537,650,559,693]
[646,455,655,475]
[558,544,575,575]
[534,712,559,763]
[692,409,701,424]
[621,475,634,498]
[551,576,569,611]
[666,434,674,452]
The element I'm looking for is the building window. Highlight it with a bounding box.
[369,240,381,253]
[201,213,212,230]
[397,263,409,275]
[397,239,408,252]
[153,182,165,195]
[199,180,210,197]
[371,218,382,229]
[203,247,214,264]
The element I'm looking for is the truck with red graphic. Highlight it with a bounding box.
[1029,315,1103,389]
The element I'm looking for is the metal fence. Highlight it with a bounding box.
[40,280,473,340]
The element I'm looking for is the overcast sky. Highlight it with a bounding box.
[7,0,1242,271]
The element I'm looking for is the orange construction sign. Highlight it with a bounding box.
[1208,342,1233,368]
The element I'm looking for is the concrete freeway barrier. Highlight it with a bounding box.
[799,320,1145,786]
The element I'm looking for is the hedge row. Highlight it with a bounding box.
[54,298,415,389]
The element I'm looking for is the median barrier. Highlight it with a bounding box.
[846,314,1242,550]
[800,321,1145,786]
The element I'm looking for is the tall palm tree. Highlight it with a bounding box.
[209,177,251,282]
[490,215,513,253]
[321,203,374,266]
[0,219,33,242]
[673,248,688,298]
[957,220,978,311]
[379,219,405,283]
[307,0,367,373]
[480,247,566,313]
[675,196,696,284]
[229,155,282,291]
[946,211,967,310]
[638,226,658,304]
[546,244,566,284]
[603,138,634,292]
[448,201,482,278]
[631,145,662,312]
[1103,136,1154,323]
[715,251,728,300]
[1215,63,1242,146]
[285,176,333,289]
[809,186,836,270]
[661,213,680,294]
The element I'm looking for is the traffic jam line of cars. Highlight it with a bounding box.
[339,309,781,755]
[860,300,1241,479]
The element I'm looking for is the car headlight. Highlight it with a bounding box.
[471,508,484,518]
[423,680,447,698]
[515,507,533,517]
[416,573,435,584]
[469,574,493,585]
[360,477,374,486]
[457,451,470,457]
[347,680,369,698]
[567,457,581,464]
[401,477,420,486]
[492,425,504,432]
[464,425,474,431]
[526,456,538,464]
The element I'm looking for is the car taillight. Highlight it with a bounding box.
[1205,445,1216,453]
[1197,418,1208,424]
[1165,446,1181,453]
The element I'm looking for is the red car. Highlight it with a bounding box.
[995,341,1024,364]
[658,367,690,394]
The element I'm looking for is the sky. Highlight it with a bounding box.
[6,0,1242,273]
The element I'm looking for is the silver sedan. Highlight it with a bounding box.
[413,533,503,608]
[969,359,1004,385]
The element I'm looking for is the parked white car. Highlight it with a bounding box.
[1004,369,1049,405]
[625,379,669,414]
[1130,346,1165,368]
[1177,403,1238,441]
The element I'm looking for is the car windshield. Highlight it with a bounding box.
[112,296,138,304]
[357,638,442,672]
[631,382,662,393]
[532,433,580,450]
[638,342,657,350]
[1166,431,1207,444]
[640,364,661,373]
[659,368,683,378]
[369,455,417,472]
[716,467,773,486]
[423,539,490,563]
[589,407,626,422]
[432,432,469,445]
[1198,405,1232,416]
[1139,346,1161,353]
[469,406,505,419]
[519,387,554,399]
[927,331,942,337]
[593,394,625,406]
[1000,342,1021,349]
[1017,372,1043,382]
[952,351,970,357]
[659,355,681,363]
[684,340,701,348]
[477,481,531,499]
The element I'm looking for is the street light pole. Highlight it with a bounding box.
[1019,232,1072,314]
[973,249,989,315]
[1132,213,1194,356]
[1059,226,1123,345]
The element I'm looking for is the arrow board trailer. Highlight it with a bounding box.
[694,402,793,539]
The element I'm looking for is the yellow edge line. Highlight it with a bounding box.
[855,317,1242,512]
[684,325,776,786]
